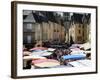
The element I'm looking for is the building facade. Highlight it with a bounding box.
[69,13,91,44]
[23,11,91,48]
[23,10,66,48]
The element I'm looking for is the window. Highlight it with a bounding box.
[23,33,35,44]
[78,24,82,28]
[23,23,34,32]
[77,36,82,41]
[78,30,81,34]
[83,32,84,37]
[26,23,32,30]
[23,36,27,44]
[27,35,31,43]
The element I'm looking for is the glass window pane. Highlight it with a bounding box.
[27,35,31,43]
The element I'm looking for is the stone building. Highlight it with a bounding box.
[69,13,91,44]
[23,10,66,48]
[23,10,36,45]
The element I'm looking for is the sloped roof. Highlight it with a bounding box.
[23,11,65,24]
[23,13,36,23]
[32,12,48,23]
[71,13,83,24]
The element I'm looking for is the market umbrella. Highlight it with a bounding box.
[32,59,60,68]
[23,55,47,60]
[23,51,31,56]
[61,54,86,61]
[30,47,48,51]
